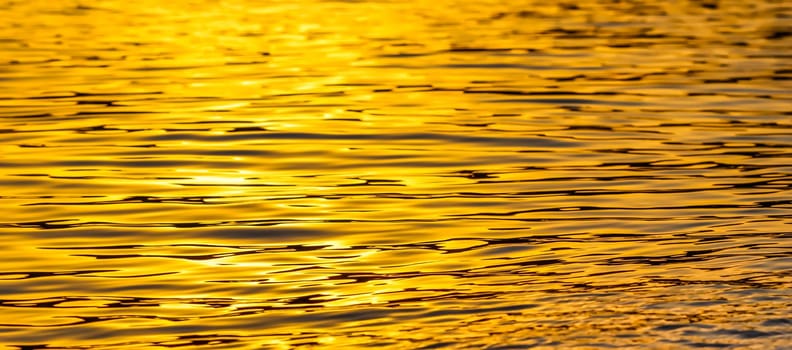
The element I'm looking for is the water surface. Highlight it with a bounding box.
[0,0,790,348]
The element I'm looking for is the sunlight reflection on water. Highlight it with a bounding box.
[0,0,790,348]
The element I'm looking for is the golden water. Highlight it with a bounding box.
[1,0,791,348]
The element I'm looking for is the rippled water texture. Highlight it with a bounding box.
[1,0,791,348]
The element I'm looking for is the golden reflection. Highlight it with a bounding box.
[0,0,790,348]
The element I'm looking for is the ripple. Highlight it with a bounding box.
[0,0,791,348]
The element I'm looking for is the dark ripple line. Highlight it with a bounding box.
[3,215,789,230]
[448,200,791,217]
[140,131,580,147]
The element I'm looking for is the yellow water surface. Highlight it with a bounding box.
[0,0,790,348]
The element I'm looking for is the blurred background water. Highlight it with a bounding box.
[0,0,790,348]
